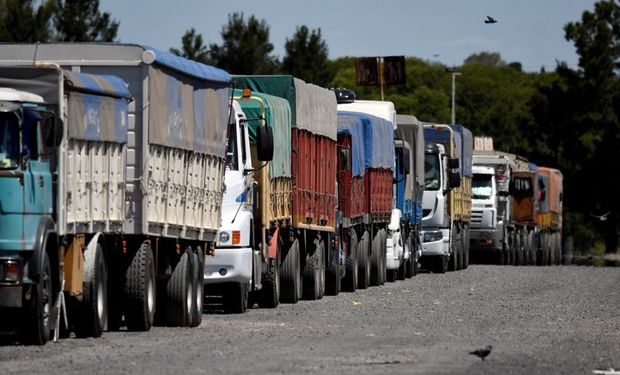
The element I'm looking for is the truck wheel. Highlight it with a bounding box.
[259,249,280,308]
[435,256,448,274]
[397,256,406,281]
[380,230,387,285]
[342,231,358,292]
[463,229,470,269]
[125,242,156,331]
[303,239,324,300]
[20,251,53,345]
[225,282,248,314]
[369,231,382,286]
[190,250,204,326]
[456,231,464,270]
[404,235,413,278]
[76,243,107,338]
[357,232,370,289]
[165,251,194,326]
[280,239,301,303]
[325,239,341,296]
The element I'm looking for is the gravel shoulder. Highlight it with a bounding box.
[1,265,619,374]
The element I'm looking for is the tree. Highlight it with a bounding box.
[281,26,334,86]
[170,28,211,64]
[209,12,279,74]
[464,52,505,67]
[560,0,620,253]
[54,0,119,42]
[0,0,55,42]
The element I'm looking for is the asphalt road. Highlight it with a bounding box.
[1,265,619,375]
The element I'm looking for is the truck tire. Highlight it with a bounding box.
[165,251,194,326]
[435,255,448,274]
[342,231,358,292]
[259,250,280,308]
[280,239,301,303]
[124,242,156,331]
[303,239,324,300]
[190,250,204,326]
[20,251,53,345]
[515,234,523,266]
[225,282,248,314]
[325,243,341,296]
[456,230,463,270]
[380,230,387,285]
[397,256,406,281]
[369,231,382,286]
[463,229,470,269]
[357,232,370,289]
[76,242,107,338]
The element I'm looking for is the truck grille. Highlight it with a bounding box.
[471,210,483,225]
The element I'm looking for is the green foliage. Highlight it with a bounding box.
[170,28,212,65]
[464,52,505,66]
[53,0,119,42]
[209,12,279,75]
[281,26,334,86]
[0,0,55,42]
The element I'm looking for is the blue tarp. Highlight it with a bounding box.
[337,112,366,177]
[529,163,538,171]
[423,124,473,177]
[359,113,394,169]
[64,71,130,144]
[143,45,231,84]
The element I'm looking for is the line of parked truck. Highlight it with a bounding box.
[0,43,564,344]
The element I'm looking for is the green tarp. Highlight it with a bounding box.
[233,89,291,178]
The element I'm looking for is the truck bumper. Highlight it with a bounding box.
[204,247,252,285]
[469,229,501,255]
[421,229,450,256]
[385,237,401,270]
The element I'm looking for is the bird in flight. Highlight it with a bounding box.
[590,212,610,221]
[469,345,493,360]
[432,53,440,58]
[484,15,498,24]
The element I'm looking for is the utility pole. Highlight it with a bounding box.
[446,67,461,124]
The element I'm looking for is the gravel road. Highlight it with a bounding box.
[1,265,619,375]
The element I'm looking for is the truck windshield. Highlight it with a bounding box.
[473,174,493,199]
[424,153,440,190]
[0,111,20,169]
[225,123,239,171]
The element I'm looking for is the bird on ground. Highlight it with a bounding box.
[484,15,498,24]
[469,345,492,360]
[590,212,610,221]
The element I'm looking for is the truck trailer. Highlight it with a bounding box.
[336,97,396,287]
[0,43,233,341]
[233,76,338,301]
[421,124,473,273]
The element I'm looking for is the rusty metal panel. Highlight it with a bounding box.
[63,235,85,296]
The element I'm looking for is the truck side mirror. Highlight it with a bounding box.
[44,115,63,148]
[448,158,459,169]
[498,190,510,197]
[256,125,274,161]
[448,171,461,189]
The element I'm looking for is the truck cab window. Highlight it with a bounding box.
[424,153,440,190]
[0,110,20,169]
[226,123,239,171]
[22,109,40,159]
[472,174,493,199]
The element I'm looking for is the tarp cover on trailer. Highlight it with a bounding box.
[396,114,425,201]
[359,113,394,169]
[337,111,367,177]
[424,124,473,177]
[64,71,131,144]
[233,89,291,178]
[148,66,230,157]
[233,75,337,140]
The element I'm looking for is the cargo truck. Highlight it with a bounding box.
[421,124,472,273]
[203,90,280,313]
[533,166,563,265]
[336,96,396,287]
[233,76,338,301]
[470,150,533,265]
[391,114,425,280]
[0,44,233,341]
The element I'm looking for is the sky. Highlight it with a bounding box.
[100,0,598,72]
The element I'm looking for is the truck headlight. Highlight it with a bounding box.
[423,231,443,243]
[219,231,230,243]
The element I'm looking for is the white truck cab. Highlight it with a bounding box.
[204,101,262,311]
[421,142,450,261]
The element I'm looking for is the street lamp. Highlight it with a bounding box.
[445,67,461,124]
